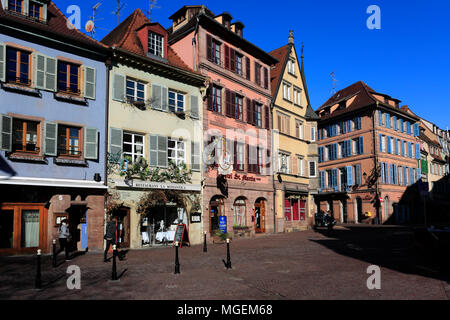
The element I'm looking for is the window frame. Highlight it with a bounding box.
[12,118,41,154]
[122,132,145,164]
[168,138,186,166]
[278,152,290,174]
[168,89,185,113]
[126,78,146,103]
[148,31,164,58]
[6,47,31,86]
[57,60,81,95]
[57,125,82,158]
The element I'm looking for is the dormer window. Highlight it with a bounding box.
[8,0,23,14]
[29,1,43,20]
[148,32,164,58]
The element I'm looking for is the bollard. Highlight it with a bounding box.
[52,239,57,268]
[203,231,207,253]
[174,241,180,274]
[35,249,42,289]
[226,238,232,269]
[111,244,118,281]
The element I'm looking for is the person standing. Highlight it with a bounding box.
[104,216,117,262]
[58,219,71,261]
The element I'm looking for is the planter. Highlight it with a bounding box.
[233,227,252,238]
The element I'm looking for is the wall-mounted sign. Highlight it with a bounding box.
[219,216,227,234]
[191,212,202,224]
[113,179,201,192]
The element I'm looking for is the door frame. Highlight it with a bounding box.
[255,199,266,233]
[0,203,48,255]
[209,198,224,234]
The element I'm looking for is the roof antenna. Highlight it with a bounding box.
[86,2,103,39]
[147,0,161,22]
[112,0,126,25]
[330,71,338,95]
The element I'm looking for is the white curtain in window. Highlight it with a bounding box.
[21,210,40,248]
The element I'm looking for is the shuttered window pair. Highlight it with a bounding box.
[0,115,98,159]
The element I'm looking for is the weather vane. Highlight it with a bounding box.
[147,0,161,21]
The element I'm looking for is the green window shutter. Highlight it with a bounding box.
[42,4,47,22]
[191,141,201,171]
[84,66,96,100]
[151,84,162,110]
[0,42,5,82]
[149,134,158,167]
[112,73,126,102]
[84,127,98,160]
[1,0,8,10]
[157,135,168,168]
[161,86,168,112]
[45,57,57,92]
[109,127,123,163]
[190,95,199,119]
[0,115,12,152]
[34,53,46,89]
[44,122,58,156]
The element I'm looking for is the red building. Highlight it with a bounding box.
[168,6,278,239]
[315,81,421,224]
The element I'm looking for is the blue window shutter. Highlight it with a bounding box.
[358,117,362,130]
[410,168,414,185]
[393,116,397,131]
[379,134,383,152]
[394,165,398,184]
[407,121,411,135]
[414,123,419,137]
[386,114,390,128]
[381,163,385,183]
[415,143,420,160]
[333,169,339,191]
[404,167,408,186]
[386,136,391,154]
[378,111,383,126]
[355,165,362,185]
[358,137,364,154]
[394,138,398,155]
[400,119,404,133]
[347,166,353,186]
[417,167,421,181]
[401,141,405,157]
[319,171,324,190]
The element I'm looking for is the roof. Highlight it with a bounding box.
[269,43,319,121]
[316,81,419,122]
[0,1,108,52]
[101,9,195,73]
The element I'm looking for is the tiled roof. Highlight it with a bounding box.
[0,1,107,51]
[101,9,194,73]
[269,44,290,96]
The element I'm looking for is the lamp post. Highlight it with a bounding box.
[52,239,57,268]
[35,249,42,289]
[225,238,232,269]
[111,244,118,281]
[203,231,207,253]
[174,241,180,274]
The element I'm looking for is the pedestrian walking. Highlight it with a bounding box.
[104,216,117,262]
[58,219,71,261]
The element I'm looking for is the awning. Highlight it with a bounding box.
[0,176,107,189]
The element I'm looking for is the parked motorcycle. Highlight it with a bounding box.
[314,211,337,230]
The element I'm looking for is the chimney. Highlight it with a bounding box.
[289,30,294,44]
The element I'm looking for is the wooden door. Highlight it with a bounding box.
[255,200,266,233]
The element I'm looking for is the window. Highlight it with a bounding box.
[29,1,43,20]
[168,139,185,166]
[288,59,296,75]
[278,152,290,174]
[309,161,317,178]
[211,85,222,113]
[298,157,304,176]
[168,90,185,113]
[255,62,261,86]
[294,87,302,106]
[123,132,144,163]
[211,39,221,65]
[8,0,23,13]
[234,95,243,121]
[235,53,243,76]
[6,47,31,85]
[12,119,40,153]
[254,103,263,128]
[234,141,244,171]
[311,127,316,142]
[277,113,290,135]
[233,198,246,227]
[57,61,80,95]
[295,120,303,139]
[148,32,164,58]
[283,82,291,101]
[126,78,146,102]
[57,125,81,157]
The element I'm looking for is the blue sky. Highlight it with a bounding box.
[54,0,450,129]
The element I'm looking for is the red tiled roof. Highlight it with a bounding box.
[101,9,194,73]
[269,44,290,97]
[0,1,107,50]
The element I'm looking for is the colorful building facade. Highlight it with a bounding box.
[101,9,208,248]
[168,6,278,240]
[0,1,108,254]
[269,31,319,232]
[315,81,421,224]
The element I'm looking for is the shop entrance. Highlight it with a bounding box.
[209,196,224,234]
[111,207,130,249]
[255,198,266,233]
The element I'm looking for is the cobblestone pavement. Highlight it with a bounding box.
[1,225,449,300]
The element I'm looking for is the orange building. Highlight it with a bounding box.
[168,6,278,240]
[315,81,421,224]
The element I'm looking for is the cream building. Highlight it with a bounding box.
[101,10,208,248]
[269,31,320,232]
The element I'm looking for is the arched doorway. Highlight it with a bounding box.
[209,196,225,234]
[255,198,267,233]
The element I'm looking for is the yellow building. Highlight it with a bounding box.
[269,31,320,232]
[101,10,208,249]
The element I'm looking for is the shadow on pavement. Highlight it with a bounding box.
[310,224,450,283]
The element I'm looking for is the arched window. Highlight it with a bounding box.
[233,197,246,227]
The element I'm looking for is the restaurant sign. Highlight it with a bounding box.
[114,179,201,192]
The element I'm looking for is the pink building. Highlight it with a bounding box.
[168,6,278,240]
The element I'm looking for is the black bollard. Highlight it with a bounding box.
[203,231,207,253]
[174,241,180,274]
[226,238,232,269]
[35,249,42,289]
[52,239,57,268]
[111,245,118,281]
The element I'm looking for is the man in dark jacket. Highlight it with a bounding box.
[104,216,117,262]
